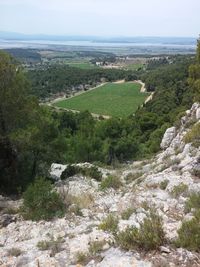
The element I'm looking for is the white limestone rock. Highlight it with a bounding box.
[50,163,67,180]
[90,247,152,267]
[160,127,176,150]
[196,107,200,120]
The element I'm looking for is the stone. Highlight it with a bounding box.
[196,107,200,120]
[50,163,67,180]
[160,127,176,149]
[94,248,152,267]
[0,214,16,228]
[160,246,170,254]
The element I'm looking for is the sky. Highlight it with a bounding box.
[0,0,199,37]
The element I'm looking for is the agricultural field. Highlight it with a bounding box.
[64,61,98,69]
[54,82,149,117]
[124,63,145,70]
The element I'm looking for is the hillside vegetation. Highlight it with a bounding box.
[0,41,199,195]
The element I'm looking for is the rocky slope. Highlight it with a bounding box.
[1,103,200,267]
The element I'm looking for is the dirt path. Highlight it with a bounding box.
[113,79,125,84]
[50,105,111,120]
[134,80,154,104]
[134,80,146,92]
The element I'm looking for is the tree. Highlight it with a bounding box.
[0,51,39,194]
[188,37,200,102]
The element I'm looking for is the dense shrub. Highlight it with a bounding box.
[99,214,119,234]
[184,123,200,147]
[176,213,200,251]
[116,210,165,251]
[21,177,65,221]
[185,193,200,213]
[61,165,80,179]
[61,165,102,181]
[81,166,102,181]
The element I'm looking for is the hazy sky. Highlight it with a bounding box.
[0,0,199,37]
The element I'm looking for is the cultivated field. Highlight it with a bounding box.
[54,82,148,117]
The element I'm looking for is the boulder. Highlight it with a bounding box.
[0,214,16,228]
[50,163,67,180]
[160,127,176,149]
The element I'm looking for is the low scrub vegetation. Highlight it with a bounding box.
[7,247,22,257]
[176,191,200,251]
[89,240,105,255]
[171,183,188,198]
[100,175,122,190]
[21,177,65,221]
[37,236,64,256]
[76,251,91,265]
[99,214,119,234]
[124,172,143,184]
[176,213,200,252]
[116,210,165,251]
[159,179,169,190]
[185,192,200,213]
[121,208,135,220]
[184,123,200,147]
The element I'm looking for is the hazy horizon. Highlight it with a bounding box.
[0,0,199,38]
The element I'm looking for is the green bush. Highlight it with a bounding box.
[191,166,200,178]
[61,165,102,181]
[171,183,188,198]
[185,193,200,213]
[21,177,65,221]
[100,175,122,190]
[99,214,118,234]
[160,179,169,190]
[61,165,80,179]
[184,123,200,147]
[116,210,165,251]
[82,166,102,181]
[176,213,200,251]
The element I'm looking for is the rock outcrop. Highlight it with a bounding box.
[160,126,176,149]
[1,103,200,266]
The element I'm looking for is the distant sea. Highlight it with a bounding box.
[0,39,196,49]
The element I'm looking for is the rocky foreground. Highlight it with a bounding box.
[1,103,200,267]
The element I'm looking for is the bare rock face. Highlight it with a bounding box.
[93,248,151,267]
[160,127,176,149]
